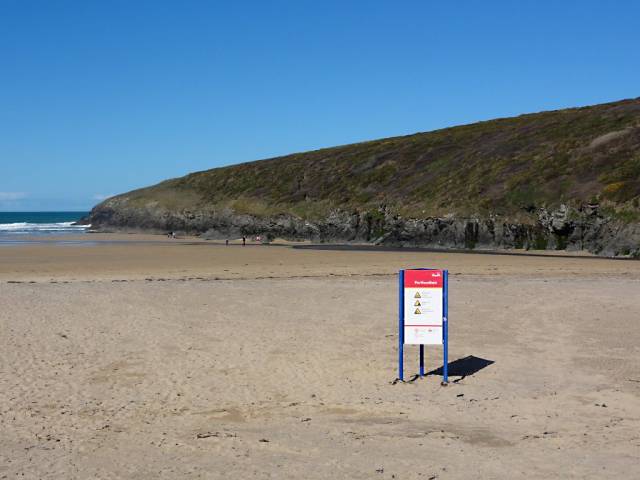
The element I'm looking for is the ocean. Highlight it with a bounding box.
[0,212,90,237]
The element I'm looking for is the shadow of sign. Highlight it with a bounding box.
[427,355,494,382]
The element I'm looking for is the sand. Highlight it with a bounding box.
[0,234,634,283]
[1,235,639,478]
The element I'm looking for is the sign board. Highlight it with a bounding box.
[403,269,443,345]
[398,268,449,383]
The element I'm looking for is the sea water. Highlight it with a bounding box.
[0,212,90,237]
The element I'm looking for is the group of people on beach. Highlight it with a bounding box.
[225,235,265,245]
[167,232,263,245]
[224,236,247,245]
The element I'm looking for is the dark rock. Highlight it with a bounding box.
[85,201,640,257]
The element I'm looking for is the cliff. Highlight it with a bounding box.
[86,98,640,257]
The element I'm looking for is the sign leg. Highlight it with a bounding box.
[442,319,448,385]
[399,340,404,381]
[419,344,424,377]
[398,270,404,381]
[442,270,449,386]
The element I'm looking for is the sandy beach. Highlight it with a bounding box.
[1,235,639,479]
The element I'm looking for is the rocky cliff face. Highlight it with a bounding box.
[86,200,640,257]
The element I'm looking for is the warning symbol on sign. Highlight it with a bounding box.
[414,300,421,306]
[414,308,421,314]
[414,292,421,299]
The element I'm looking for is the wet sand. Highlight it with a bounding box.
[0,233,636,283]
[1,234,639,478]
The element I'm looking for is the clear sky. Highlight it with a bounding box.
[1,0,639,211]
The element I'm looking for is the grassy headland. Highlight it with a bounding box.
[88,98,640,255]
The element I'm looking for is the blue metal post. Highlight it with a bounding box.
[442,269,449,385]
[398,270,404,381]
[419,344,424,377]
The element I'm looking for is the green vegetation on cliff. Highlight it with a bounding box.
[100,98,640,221]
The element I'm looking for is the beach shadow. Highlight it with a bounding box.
[427,355,494,382]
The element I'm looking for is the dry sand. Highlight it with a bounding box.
[1,235,639,478]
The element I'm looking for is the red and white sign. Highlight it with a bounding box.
[404,270,443,345]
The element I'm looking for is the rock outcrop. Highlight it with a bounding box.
[86,201,640,257]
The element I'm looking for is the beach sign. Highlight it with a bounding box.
[398,269,449,383]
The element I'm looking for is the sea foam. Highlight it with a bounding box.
[0,222,90,234]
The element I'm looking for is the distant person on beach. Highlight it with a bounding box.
[225,239,229,246]
[242,236,246,246]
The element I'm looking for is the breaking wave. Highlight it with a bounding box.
[0,222,90,235]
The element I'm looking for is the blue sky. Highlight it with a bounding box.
[1,0,639,211]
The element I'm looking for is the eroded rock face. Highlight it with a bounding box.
[84,201,640,258]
